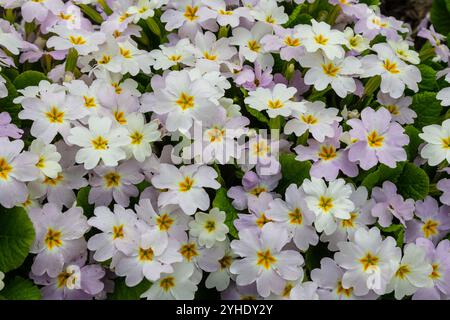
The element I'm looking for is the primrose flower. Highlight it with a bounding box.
[347,107,409,170]
[244,83,305,118]
[0,112,23,139]
[360,43,421,99]
[371,181,415,227]
[300,52,362,98]
[47,25,105,55]
[387,243,433,300]
[230,223,304,298]
[0,137,39,208]
[29,139,62,179]
[261,26,305,62]
[334,227,401,296]
[124,113,160,162]
[141,262,198,300]
[285,100,342,142]
[302,177,355,235]
[295,19,347,60]
[376,92,416,125]
[87,205,138,262]
[67,116,130,170]
[405,197,450,244]
[151,164,221,215]
[21,0,64,23]
[198,0,250,28]
[419,119,450,166]
[250,0,288,25]
[189,208,229,248]
[149,38,195,70]
[29,203,89,277]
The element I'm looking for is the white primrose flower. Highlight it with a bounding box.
[29,139,62,179]
[295,19,348,60]
[284,100,342,142]
[149,38,196,70]
[334,227,402,296]
[419,119,450,166]
[302,177,355,235]
[386,243,433,300]
[67,116,130,170]
[244,83,306,118]
[189,208,229,248]
[250,0,288,25]
[151,164,221,215]
[47,25,105,55]
[124,113,161,162]
[300,52,363,98]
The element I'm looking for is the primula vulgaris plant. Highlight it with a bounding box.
[1,0,450,301]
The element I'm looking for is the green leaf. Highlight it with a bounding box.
[244,104,269,124]
[410,92,443,129]
[13,71,49,90]
[418,64,438,92]
[361,163,406,191]
[431,0,450,35]
[0,74,20,125]
[1,277,41,300]
[76,187,94,218]
[396,162,430,201]
[404,126,422,161]
[278,154,311,193]
[0,207,35,272]
[212,188,238,238]
[379,224,404,247]
[78,4,104,24]
[108,278,151,300]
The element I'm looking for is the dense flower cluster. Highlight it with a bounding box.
[0,0,450,301]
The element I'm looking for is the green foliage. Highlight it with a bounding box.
[108,278,151,300]
[212,188,238,238]
[361,163,406,190]
[76,187,95,218]
[278,154,311,193]
[431,0,450,34]
[418,64,438,92]
[13,70,48,90]
[1,277,41,300]
[0,207,35,272]
[396,163,430,201]
[410,92,443,129]
[404,126,422,161]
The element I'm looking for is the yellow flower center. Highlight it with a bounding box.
[219,255,232,269]
[267,99,284,109]
[318,196,333,212]
[322,63,340,77]
[314,34,329,45]
[104,172,121,188]
[179,176,194,192]
[256,213,272,228]
[83,96,96,108]
[130,131,144,145]
[204,220,216,232]
[359,252,379,272]
[256,249,277,270]
[247,40,261,52]
[44,228,63,250]
[207,127,225,143]
[45,106,65,123]
[204,51,217,61]
[265,15,275,24]
[282,283,294,297]
[91,136,109,150]
[114,111,127,125]
[430,264,441,280]
[176,92,195,110]
[112,82,123,94]
[179,243,198,262]
[57,270,76,288]
[159,276,175,292]
[169,54,182,62]
[36,156,45,169]
[252,140,270,157]
[119,47,132,59]
[422,219,439,238]
[288,208,303,225]
[367,131,384,148]
[336,281,353,298]
[301,114,318,125]
[395,265,411,279]
[441,137,450,150]
[183,5,199,21]
[383,59,400,74]
[156,213,174,231]
[218,9,233,15]
[318,145,337,161]
[250,186,267,196]
[284,36,300,47]
[69,35,86,45]
[386,105,400,116]
[112,225,124,240]
[0,158,12,180]
[372,18,388,28]
[119,12,131,22]
[138,247,154,262]
[43,173,64,186]
[341,212,358,229]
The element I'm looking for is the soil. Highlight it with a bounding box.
[381,0,433,29]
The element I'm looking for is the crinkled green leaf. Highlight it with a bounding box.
[212,188,238,238]
[404,126,422,161]
[431,0,450,35]
[361,162,406,191]
[13,70,49,90]
[418,64,438,92]
[1,276,41,300]
[396,162,430,201]
[0,207,35,272]
[410,92,443,129]
[76,186,94,218]
[278,154,311,193]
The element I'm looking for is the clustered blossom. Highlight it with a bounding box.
[0,0,449,302]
